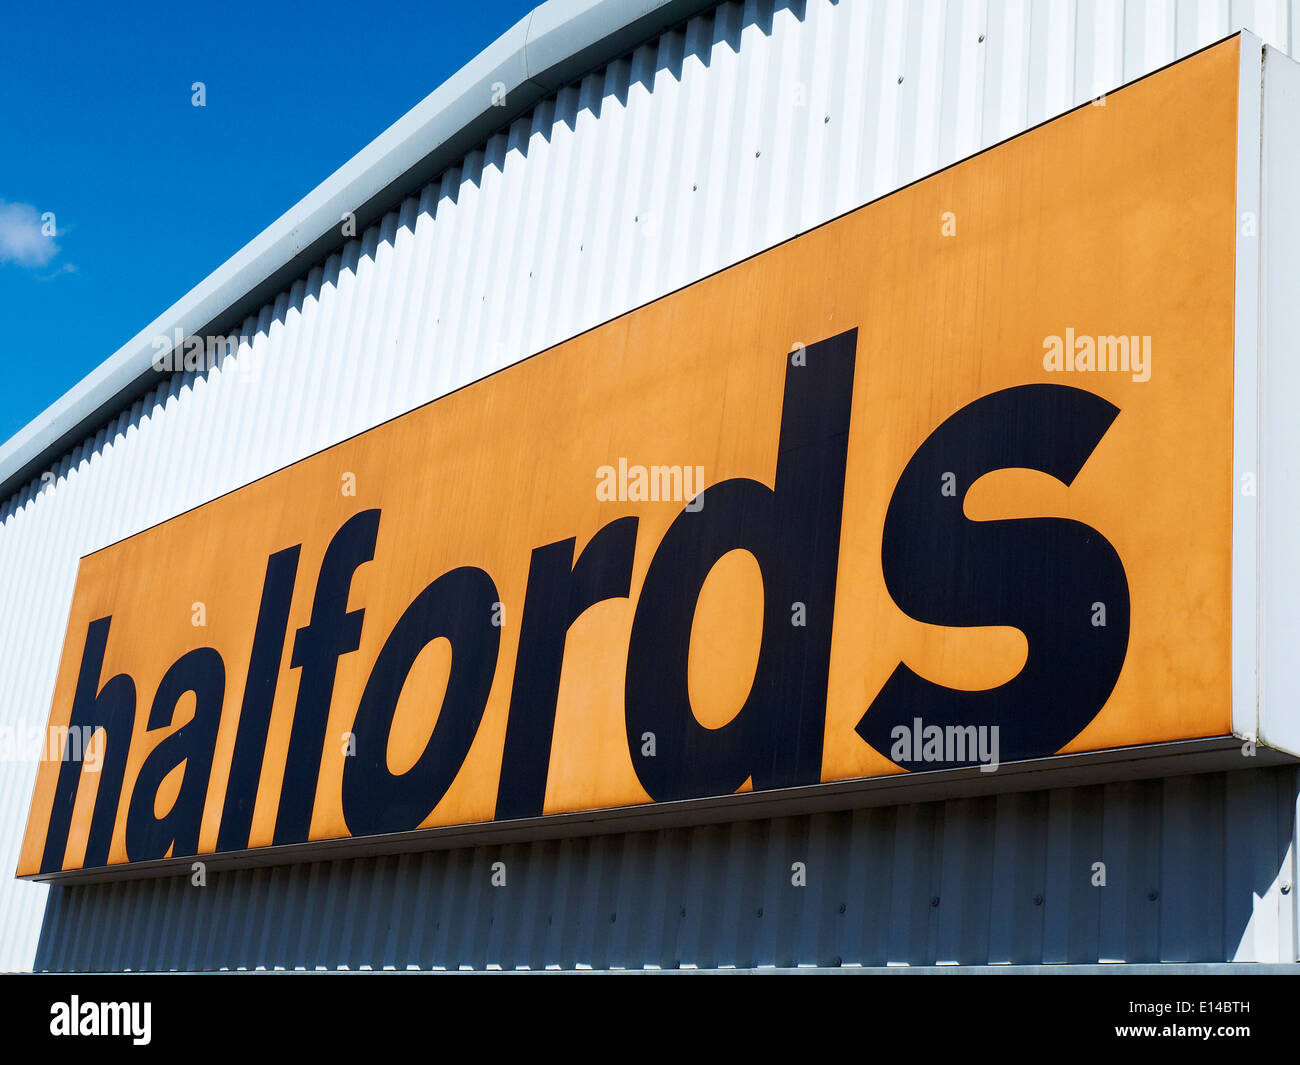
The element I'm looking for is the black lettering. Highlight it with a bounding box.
[857,383,1129,767]
[125,647,226,860]
[217,544,300,852]
[495,516,638,820]
[40,617,136,872]
[624,329,857,800]
[342,566,501,836]
[274,509,379,845]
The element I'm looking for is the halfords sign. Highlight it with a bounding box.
[20,41,1241,879]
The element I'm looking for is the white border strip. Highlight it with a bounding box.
[1255,42,1300,757]
[1232,31,1263,744]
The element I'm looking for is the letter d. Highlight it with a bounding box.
[625,330,857,800]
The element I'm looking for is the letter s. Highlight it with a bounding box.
[857,384,1129,767]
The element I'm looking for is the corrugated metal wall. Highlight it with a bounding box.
[4,0,1300,971]
[33,766,1300,970]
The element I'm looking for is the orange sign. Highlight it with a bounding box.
[20,39,1239,878]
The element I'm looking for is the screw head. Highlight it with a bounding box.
[978,33,985,42]
[1148,890,1160,902]
[930,895,940,908]
[1033,894,1043,906]
[1283,883,1293,895]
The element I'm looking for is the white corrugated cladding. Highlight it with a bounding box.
[2,0,1298,972]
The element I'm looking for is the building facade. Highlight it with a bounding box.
[5,0,1300,971]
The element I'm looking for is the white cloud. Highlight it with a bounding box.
[0,200,59,268]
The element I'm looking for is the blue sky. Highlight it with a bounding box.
[0,0,536,445]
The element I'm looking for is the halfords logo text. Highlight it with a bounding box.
[23,43,1242,877]
[50,997,150,1045]
[28,330,1134,875]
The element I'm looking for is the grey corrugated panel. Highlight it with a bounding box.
[28,766,1300,971]
[5,0,1300,972]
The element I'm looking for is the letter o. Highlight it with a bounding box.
[342,567,500,835]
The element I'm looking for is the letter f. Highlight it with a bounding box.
[273,509,380,845]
